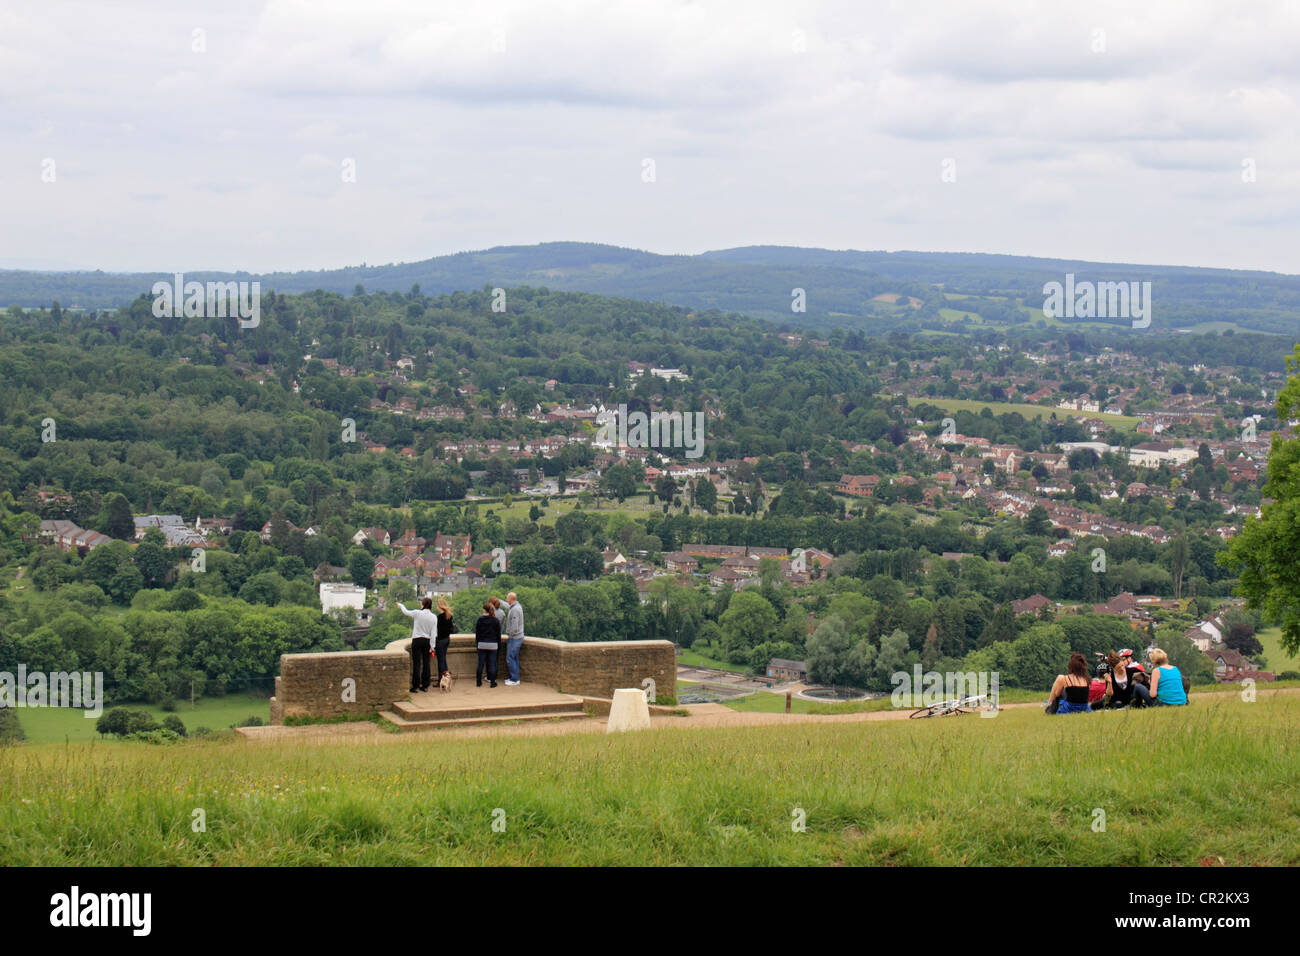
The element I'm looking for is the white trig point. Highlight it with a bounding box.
[607,687,651,733]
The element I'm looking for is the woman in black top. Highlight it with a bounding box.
[1047,652,1093,714]
[434,597,454,680]
[474,602,502,688]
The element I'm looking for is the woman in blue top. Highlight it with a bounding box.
[1133,648,1187,706]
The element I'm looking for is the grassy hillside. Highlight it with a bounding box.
[3,689,1297,865]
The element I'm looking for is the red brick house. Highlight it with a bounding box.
[432,533,472,561]
[837,474,879,497]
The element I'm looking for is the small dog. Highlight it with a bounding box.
[438,671,454,693]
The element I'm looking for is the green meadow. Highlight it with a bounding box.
[909,397,1139,429]
[483,493,668,526]
[3,688,1296,865]
[1256,627,1299,673]
[674,642,747,673]
[9,692,271,745]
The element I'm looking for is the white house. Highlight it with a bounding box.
[320,582,366,614]
[1195,618,1225,644]
[651,367,689,381]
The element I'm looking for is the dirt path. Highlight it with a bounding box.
[236,687,1298,746]
[237,699,1037,745]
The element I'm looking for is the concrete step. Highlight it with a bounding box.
[379,709,590,732]
[391,695,585,723]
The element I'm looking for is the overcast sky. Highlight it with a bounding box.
[2,0,1298,274]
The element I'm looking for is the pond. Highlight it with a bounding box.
[798,686,872,702]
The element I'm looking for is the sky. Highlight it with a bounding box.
[2,0,1298,274]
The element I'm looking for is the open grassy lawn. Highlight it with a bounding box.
[675,642,747,673]
[722,686,1047,715]
[484,494,671,527]
[906,397,1138,428]
[1255,627,1300,673]
[10,692,272,745]
[720,691,833,714]
[3,688,1296,865]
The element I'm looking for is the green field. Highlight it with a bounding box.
[721,686,1047,715]
[9,692,271,745]
[935,295,1146,332]
[720,690,878,714]
[484,493,676,527]
[938,307,985,324]
[675,642,747,673]
[1256,627,1300,673]
[907,397,1139,428]
[3,689,1296,865]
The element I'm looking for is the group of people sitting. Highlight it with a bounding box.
[396,593,526,692]
[1047,647,1188,714]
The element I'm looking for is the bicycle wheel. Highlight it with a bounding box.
[909,705,938,718]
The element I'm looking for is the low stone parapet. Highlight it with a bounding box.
[271,648,408,723]
[269,635,676,724]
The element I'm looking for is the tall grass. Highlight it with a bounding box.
[2,691,1296,865]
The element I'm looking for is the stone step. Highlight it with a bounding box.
[390,695,586,723]
[379,709,590,732]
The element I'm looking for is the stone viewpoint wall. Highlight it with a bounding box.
[270,635,676,724]
[271,649,409,723]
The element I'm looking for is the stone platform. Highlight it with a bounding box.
[379,680,588,731]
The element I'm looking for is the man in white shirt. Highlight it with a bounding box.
[397,596,438,692]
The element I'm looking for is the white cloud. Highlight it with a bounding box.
[0,0,1296,273]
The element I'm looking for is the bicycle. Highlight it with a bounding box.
[909,693,995,718]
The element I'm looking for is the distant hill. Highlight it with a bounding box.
[4,241,1299,335]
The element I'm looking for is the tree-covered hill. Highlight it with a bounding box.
[5,242,1299,335]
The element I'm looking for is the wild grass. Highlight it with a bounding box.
[3,689,1296,865]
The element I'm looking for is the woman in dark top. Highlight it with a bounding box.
[1047,652,1093,714]
[474,602,502,688]
[1103,651,1135,708]
[434,597,454,680]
